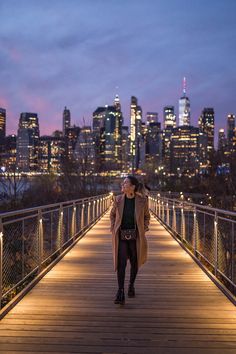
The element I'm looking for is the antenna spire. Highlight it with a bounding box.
[183,77,186,96]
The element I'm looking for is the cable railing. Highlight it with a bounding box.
[0,193,112,314]
[149,193,236,303]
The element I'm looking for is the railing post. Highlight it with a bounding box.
[0,218,3,309]
[96,198,99,218]
[166,202,169,226]
[38,208,43,273]
[72,203,76,240]
[193,206,197,256]
[59,204,63,252]
[214,211,218,276]
[81,202,85,229]
[99,197,101,215]
[232,222,234,284]
[181,203,185,241]
[88,202,91,225]
[173,203,176,232]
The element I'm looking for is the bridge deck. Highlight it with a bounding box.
[0,213,236,354]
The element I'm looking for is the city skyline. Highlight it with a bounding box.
[1,0,236,135]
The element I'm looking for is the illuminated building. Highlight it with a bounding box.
[121,126,129,173]
[92,106,106,171]
[146,122,162,168]
[218,128,227,152]
[16,112,40,172]
[0,135,16,171]
[162,126,173,173]
[198,108,214,156]
[164,106,176,128]
[130,96,142,171]
[74,126,95,174]
[65,126,80,160]
[93,96,123,173]
[178,77,190,126]
[170,126,200,175]
[146,112,158,124]
[62,106,71,136]
[0,108,6,146]
[162,106,176,172]
[38,136,65,173]
[102,105,123,171]
[227,114,235,154]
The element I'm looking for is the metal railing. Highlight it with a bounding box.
[149,193,236,302]
[0,193,112,311]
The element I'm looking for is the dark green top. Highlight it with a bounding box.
[120,196,135,230]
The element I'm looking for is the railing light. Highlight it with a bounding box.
[0,231,3,239]
[82,204,85,208]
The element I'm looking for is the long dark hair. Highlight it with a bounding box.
[127,175,142,192]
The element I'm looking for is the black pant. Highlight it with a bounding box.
[117,239,138,290]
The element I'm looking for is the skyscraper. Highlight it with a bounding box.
[146,122,162,168]
[38,135,65,173]
[75,126,95,175]
[114,94,121,111]
[65,126,81,160]
[16,112,40,171]
[170,126,200,175]
[130,96,142,171]
[0,108,6,145]
[63,106,71,135]
[163,106,176,128]
[218,129,227,152]
[198,108,215,154]
[178,77,190,126]
[146,112,158,124]
[130,96,137,161]
[227,114,235,153]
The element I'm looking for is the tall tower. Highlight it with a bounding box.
[63,106,71,135]
[198,108,215,154]
[146,112,158,124]
[130,96,137,172]
[227,114,235,152]
[179,77,190,126]
[17,112,40,171]
[114,94,121,112]
[0,108,6,145]
[163,106,176,128]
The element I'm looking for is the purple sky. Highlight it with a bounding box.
[1,0,236,137]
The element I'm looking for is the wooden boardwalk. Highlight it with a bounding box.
[0,212,236,354]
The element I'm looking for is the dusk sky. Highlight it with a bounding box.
[1,0,236,137]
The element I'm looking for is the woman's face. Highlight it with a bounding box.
[121,178,135,194]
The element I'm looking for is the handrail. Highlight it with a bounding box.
[0,193,112,313]
[149,193,236,304]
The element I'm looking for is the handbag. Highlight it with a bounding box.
[120,214,137,241]
[120,228,137,241]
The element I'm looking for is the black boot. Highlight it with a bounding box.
[128,283,135,298]
[114,289,125,305]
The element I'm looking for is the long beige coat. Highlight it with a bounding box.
[110,194,150,271]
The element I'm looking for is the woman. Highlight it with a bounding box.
[110,176,150,305]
